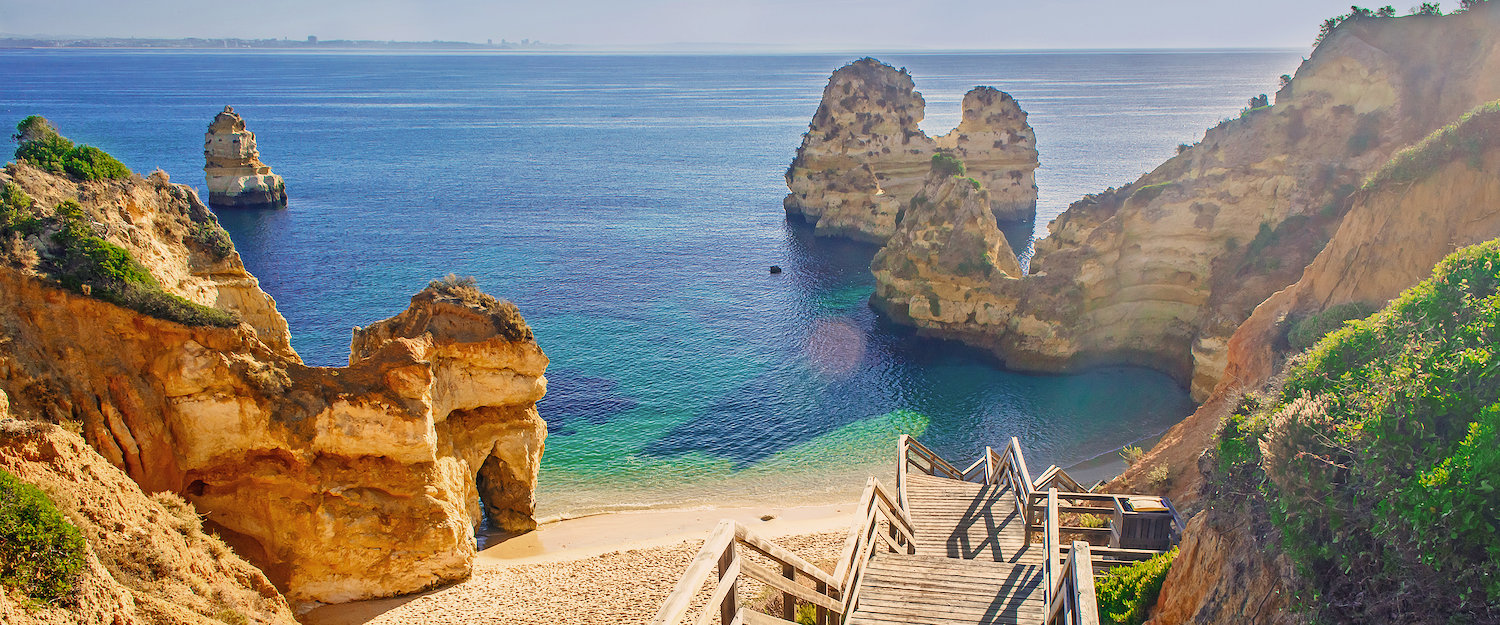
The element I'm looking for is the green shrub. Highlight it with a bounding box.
[958,176,982,191]
[1363,100,1499,190]
[0,468,86,604]
[795,603,817,625]
[1217,240,1500,623]
[188,221,235,261]
[428,274,533,341]
[12,116,131,181]
[930,152,965,177]
[1127,182,1173,205]
[1119,445,1145,466]
[1286,301,1375,353]
[1095,548,1177,625]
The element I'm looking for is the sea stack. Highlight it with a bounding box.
[785,58,1039,242]
[203,106,287,209]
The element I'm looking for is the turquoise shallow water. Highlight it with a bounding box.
[0,50,1300,519]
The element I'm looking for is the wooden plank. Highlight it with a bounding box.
[741,558,844,615]
[652,520,736,625]
[1071,541,1100,625]
[735,523,841,589]
[834,478,878,584]
[693,554,740,625]
[741,610,798,625]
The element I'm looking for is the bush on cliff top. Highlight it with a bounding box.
[0,196,239,328]
[1095,548,1176,625]
[1362,100,1500,190]
[1215,239,1500,623]
[12,116,130,182]
[428,274,533,342]
[1286,301,1375,353]
[930,152,965,177]
[0,467,86,605]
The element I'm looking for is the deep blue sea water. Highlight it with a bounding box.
[0,49,1301,518]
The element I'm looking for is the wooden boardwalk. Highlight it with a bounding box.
[845,473,1046,625]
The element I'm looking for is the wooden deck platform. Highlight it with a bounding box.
[847,473,1046,624]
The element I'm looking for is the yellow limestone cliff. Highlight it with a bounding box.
[203,106,287,210]
[869,8,1500,391]
[872,165,1024,336]
[0,163,548,607]
[785,58,1038,242]
[0,409,298,625]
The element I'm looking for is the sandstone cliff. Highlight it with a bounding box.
[867,7,1500,389]
[0,160,548,607]
[1131,101,1500,625]
[0,413,298,625]
[785,58,1038,242]
[204,106,287,210]
[871,163,1024,339]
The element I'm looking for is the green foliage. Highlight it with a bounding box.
[0,198,238,328]
[1286,301,1376,353]
[428,274,533,341]
[1095,548,1177,625]
[1409,2,1443,14]
[1363,100,1500,190]
[930,152,965,177]
[1316,6,1398,47]
[794,603,817,625]
[1241,94,1270,117]
[1215,240,1500,623]
[0,467,86,605]
[958,176,981,191]
[188,221,234,261]
[1078,513,1107,529]
[1128,182,1173,205]
[1120,445,1145,466]
[12,116,130,181]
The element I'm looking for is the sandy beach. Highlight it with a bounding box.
[303,502,857,625]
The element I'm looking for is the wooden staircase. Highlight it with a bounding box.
[651,436,1182,625]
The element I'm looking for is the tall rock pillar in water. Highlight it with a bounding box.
[204,106,287,209]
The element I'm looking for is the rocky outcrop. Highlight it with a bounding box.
[0,415,297,625]
[785,58,1038,242]
[204,106,287,210]
[1118,100,1500,505]
[864,8,1500,388]
[871,166,1024,338]
[1131,100,1500,625]
[1143,511,1303,625]
[0,164,549,607]
[1,162,297,361]
[933,87,1039,221]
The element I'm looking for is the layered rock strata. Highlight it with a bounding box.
[785,58,1038,242]
[0,164,548,607]
[863,8,1500,389]
[204,106,287,209]
[0,415,298,625]
[872,167,1024,338]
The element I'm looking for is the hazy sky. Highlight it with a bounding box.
[0,0,1464,49]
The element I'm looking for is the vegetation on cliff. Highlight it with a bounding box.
[1363,100,1500,191]
[0,467,85,605]
[1096,548,1177,625]
[1,174,239,328]
[12,116,129,182]
[1214,240,1500,623]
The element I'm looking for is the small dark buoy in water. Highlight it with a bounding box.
[769,265,782,274]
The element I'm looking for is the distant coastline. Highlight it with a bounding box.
[0,36,563,50]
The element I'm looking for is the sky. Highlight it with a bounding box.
[0,0,1466,50]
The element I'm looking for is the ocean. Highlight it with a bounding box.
[0,49,1301,520]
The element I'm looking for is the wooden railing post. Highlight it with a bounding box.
[719,543,738,625]
[1071,541,1100,625]
[781,563,796,622]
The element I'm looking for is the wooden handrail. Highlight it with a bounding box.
[1045,540,1100,625]
[652,520,847,625]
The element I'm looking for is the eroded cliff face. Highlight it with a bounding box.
[1129,105,1500,625]
[1120,112,1500,505]
[873,8,1500,387]
[785,58,1038,242]
[204,106,287,210]
[872,169,1024,340]
[0,165,548,607]
[1,162,296,360]
[0,415,298,625]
